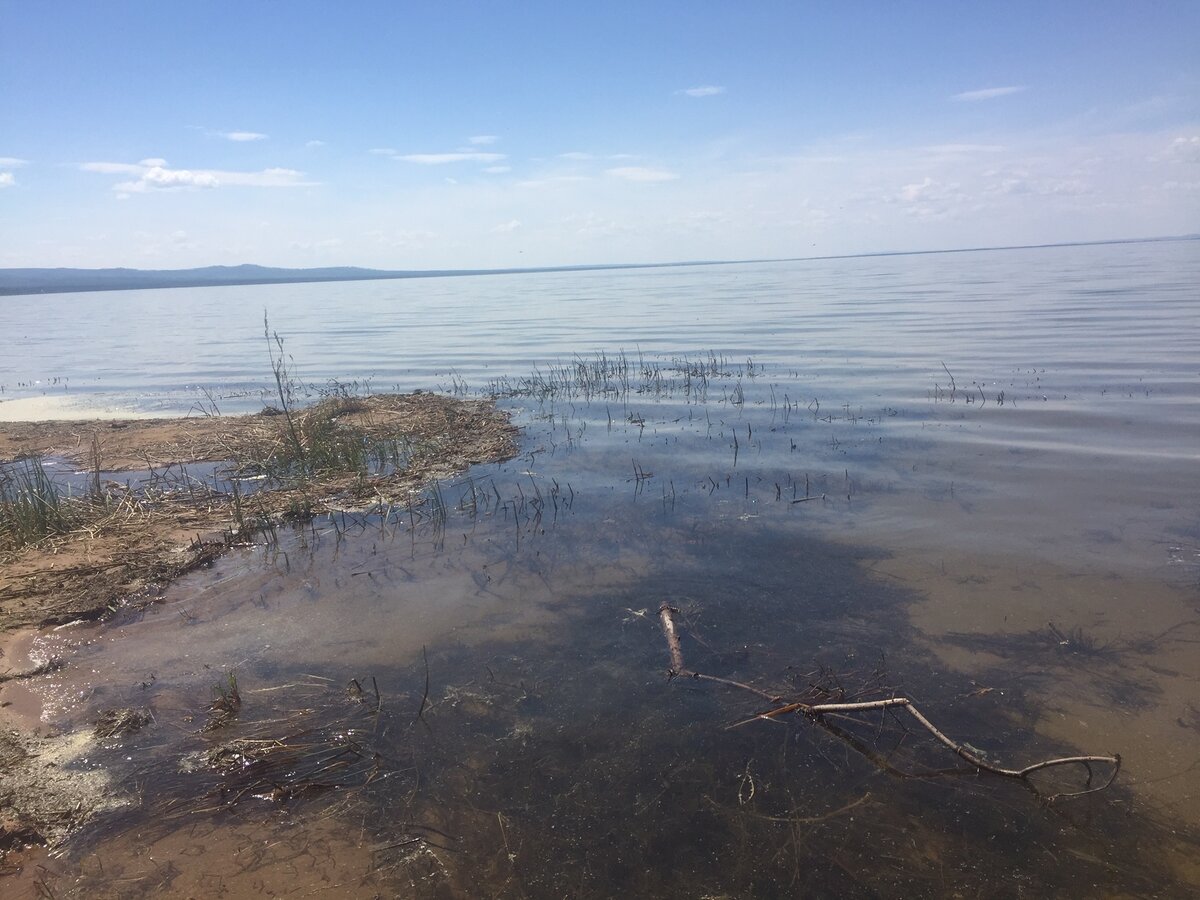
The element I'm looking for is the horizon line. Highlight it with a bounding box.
[1,234,1195,296]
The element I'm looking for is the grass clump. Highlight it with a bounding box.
[203,670,242,732]
[275,398,409,478]
[258,314,410,482]
[0,457,79,551]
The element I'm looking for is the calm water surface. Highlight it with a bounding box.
[3,240,1199,896]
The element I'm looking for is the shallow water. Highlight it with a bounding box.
[3,240,1200,895]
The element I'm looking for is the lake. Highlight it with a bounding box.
[2,240,1199,896]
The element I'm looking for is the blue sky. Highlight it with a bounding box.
[2,1,1198,269]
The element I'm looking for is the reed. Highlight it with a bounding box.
[0,457,78,550]
[488,350,751,403]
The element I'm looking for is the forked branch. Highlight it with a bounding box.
[658,602,1120,799]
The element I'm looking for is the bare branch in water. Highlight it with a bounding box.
[657,601,1121,801]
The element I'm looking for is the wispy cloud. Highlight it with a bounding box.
[899,177,938,202]
[562,212,633,238]
[923,144,1004,155]
[484,165,511,174]
[81,159,315,193]
[491,219,521,233]
[469,135,499,145]
[0,157,23,187]
[369,148,397,155]
[290,237,343,252]
[306,140,327,148]
[559,151,594,160]
[895,176,967,219]
[951,86,1026,102]
[678,85,726,98]
[366,228,436,248]
[81,162,147,175]
[219,130,268,141]
[1163,134,1200,163]
[517,174,591,189]
[606,166,680,182]
[396,152,505,165]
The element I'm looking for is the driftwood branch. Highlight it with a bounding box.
[658,602,1120,799]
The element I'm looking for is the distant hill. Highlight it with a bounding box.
[0,264,448,295]
[2,236,1194,296]
[0,261,707,296]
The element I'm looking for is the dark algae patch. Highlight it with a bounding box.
[5,507,1196,897]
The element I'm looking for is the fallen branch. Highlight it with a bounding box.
[658,602,1121,799]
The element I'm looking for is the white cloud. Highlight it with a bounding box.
[137,167,221,189]
[469,135,499,145]
[606,166,680,182]
[397,152,506,165]
[491,219,521,233]
[220,131,268,141]
[369,148,397,156]
[484,166,511,174]
[138,157,168,167]
[679,85,726,98]
[559,151,594,160]
[0,157,28,168]
[83,160,315,192]
[0,172,14,188]
[952,86,1026,102]
[899,177,935,202]
[306,140,327,148]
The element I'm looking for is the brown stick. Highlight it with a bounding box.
[658,603,1121,796]
[659,602,686,675]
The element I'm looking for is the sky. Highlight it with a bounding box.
[2,1,1198,270]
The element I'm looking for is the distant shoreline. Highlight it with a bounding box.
[2,234,1195,297]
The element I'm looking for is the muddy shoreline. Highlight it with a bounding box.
[0,392,517,632]
[0,392,517,867]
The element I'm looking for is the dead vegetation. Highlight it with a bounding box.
[0,392,518,630]
[658,601,1122,801]
[93,708,153,739]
